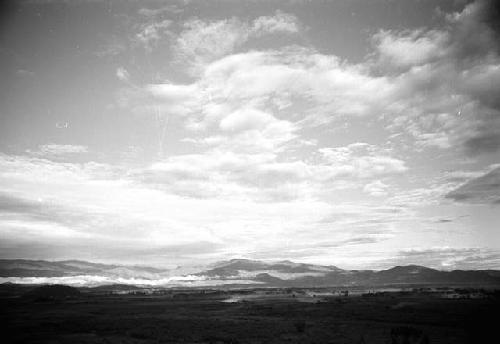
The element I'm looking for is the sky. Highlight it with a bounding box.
[0,0,499,270]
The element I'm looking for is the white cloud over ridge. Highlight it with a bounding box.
[0,275,261,287]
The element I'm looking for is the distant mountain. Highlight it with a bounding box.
[1,259,499,287]
[200,259,341,278]
[0,259,170,279]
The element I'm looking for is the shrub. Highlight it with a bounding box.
[294,319,306,333]
[390,326,429,344]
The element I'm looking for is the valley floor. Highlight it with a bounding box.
[2,288,499,344]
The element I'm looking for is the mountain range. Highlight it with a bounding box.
[1,259,499,288]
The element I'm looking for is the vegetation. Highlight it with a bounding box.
[1,285,498,343]
[22,284,81,301]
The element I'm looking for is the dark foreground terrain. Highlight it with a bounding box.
[2,286,499,344]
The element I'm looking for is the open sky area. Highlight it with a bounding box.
[1,0,499,270]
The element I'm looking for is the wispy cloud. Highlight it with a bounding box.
[138,4,183,17]
[446,166,500,204]
[136,19,172,51]
[251,10,301,36]
[173,11,302,74]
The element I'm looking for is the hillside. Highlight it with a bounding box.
[1,259,499,288]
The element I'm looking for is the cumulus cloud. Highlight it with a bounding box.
[363,180,390,197]
[219,108,276,132]
[173,11,301,74]
[201,49,393,122]
[122,6,500,158]
[174,2,499,157]
[174,17,249,73]
[136,5,297,61]
[319,143,407,179]
[377,0,500,155]
[373,29,449,69]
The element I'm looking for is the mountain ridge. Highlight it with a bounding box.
[1,258,499,287]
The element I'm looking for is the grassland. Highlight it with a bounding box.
[2,287,499,343]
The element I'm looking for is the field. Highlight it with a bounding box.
[2,287,499,344]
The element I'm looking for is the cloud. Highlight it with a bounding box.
[174,18,251,74]
[0,275,261,287]
[373,29,449,69]
[436,219,453,223]
[136,19,172,51]
[116,81,201,118]
[0,192,100,242]
[251,10,301,36]
[201,49,393,122]
[1,153,349,265]
[0,193,44,215]
[94,37,126,58]
[0,192,109,242]
[377,0,500,155]
[16,69,35,77]
[138,5,183,17]
[173,12,302,74]
[445,166,500,204]
[169,1,497,159]
[116,67,130,82]
[219,108,276,132]
[0,153,227,263]
[32,144,88,157]
[146,83,198,103]
[464,131,500,155]
[209,107,299,153]
[363,180,390,197]
[319,143,407,179]
[317,204,406,232]
[130,150,296,201]
[6,0,499,269]
[445,0,500,59]
[378,247,500,270]
[130,140,407,203]
[248,235,386,262]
